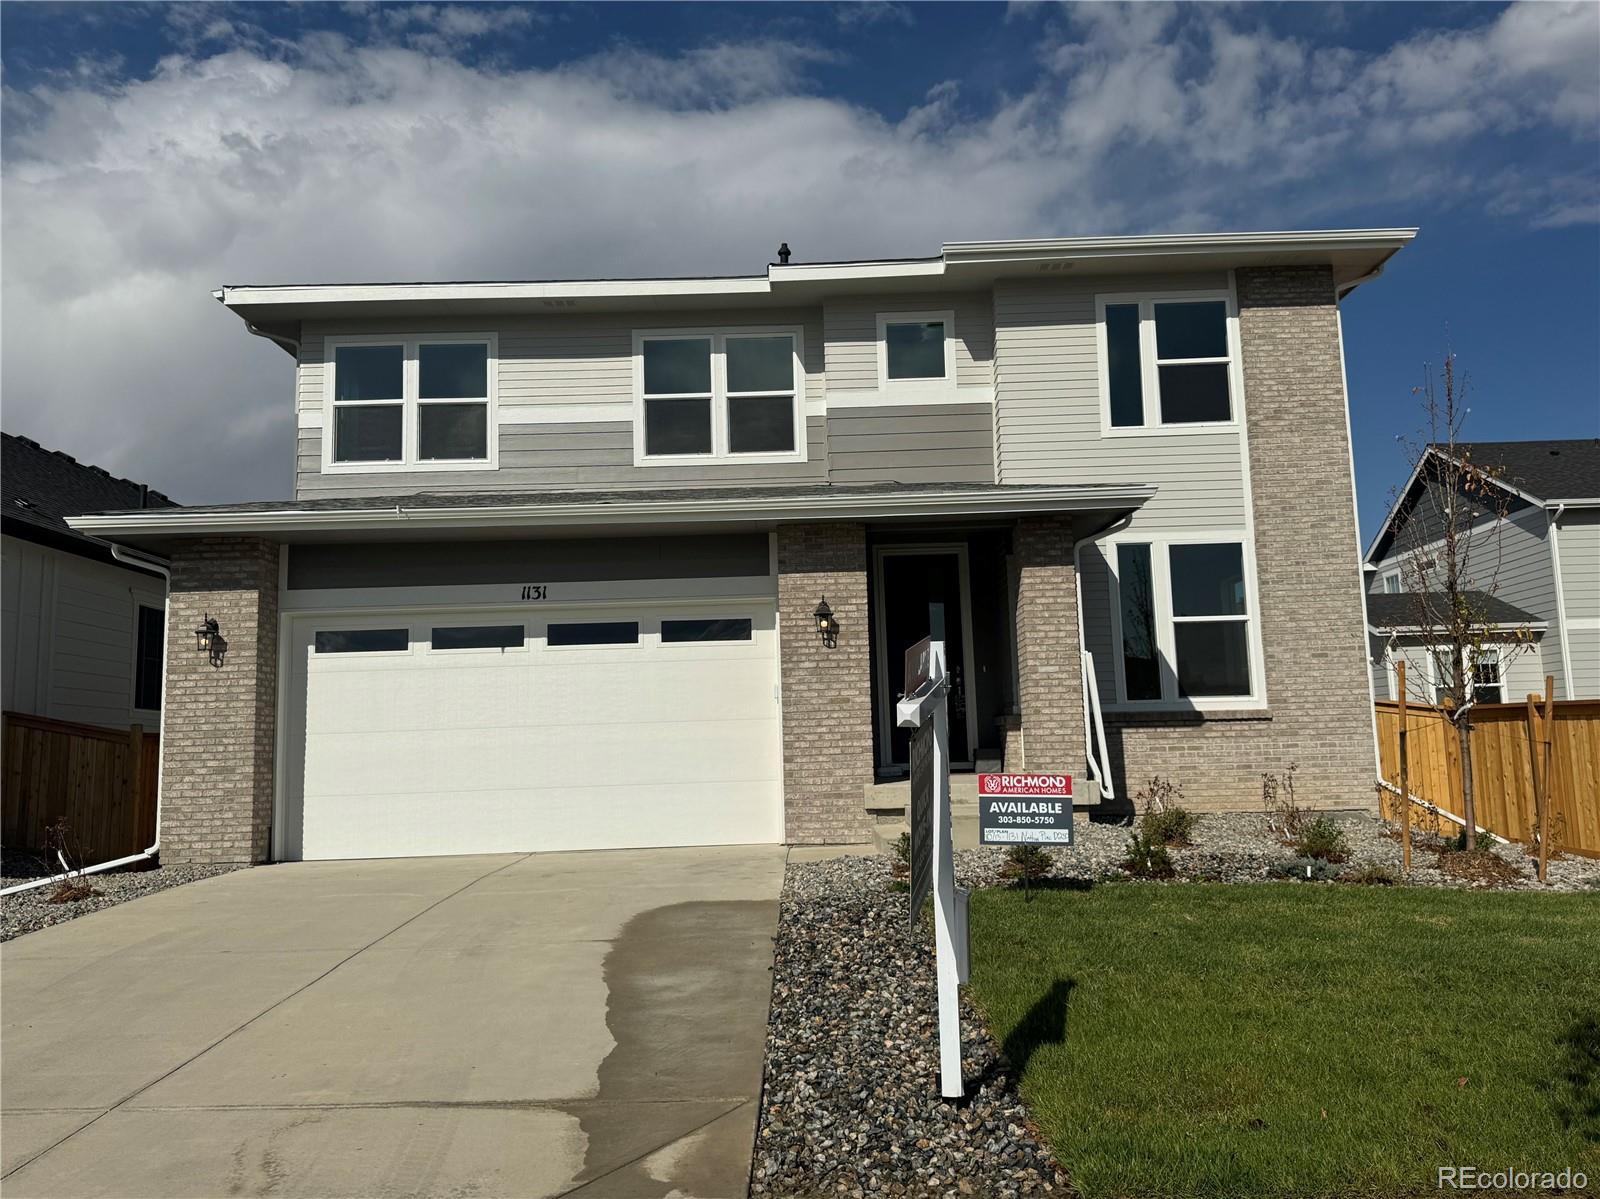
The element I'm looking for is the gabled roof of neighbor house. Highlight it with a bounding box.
[2,432,176,563]
[68,480,1157,555]
[216,228,1417,351]
[1365,437,1600,563]
[1365,590,1544,633]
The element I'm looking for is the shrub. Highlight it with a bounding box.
[1262,763,1306,840]
[1133,775,1185,814]
[45,879,97,904]
[1139,805,1199,848]
[1344,863,1399,886]
[1269,856,1341,882]
[1122,833,1175,880]
[999,844,1053,887]
[1294,815,1351,864]
[891,831,911,880]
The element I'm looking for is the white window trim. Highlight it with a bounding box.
[1381,571,1402,594]
[876,310,957,392]
[1104,530,1267,711]
[1425,642,1505,704]
[322,332,499,473]
[632,326,807,466]
[1094,291,1242,437]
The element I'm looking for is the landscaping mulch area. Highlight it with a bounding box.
[752,854,1071,1198]
[0,852,241,942]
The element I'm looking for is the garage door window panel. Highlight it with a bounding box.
[661,617,754,643]
[327,335,496,469]
[547,621,640,647]
[430,624,524,652]
[315,629,410,654]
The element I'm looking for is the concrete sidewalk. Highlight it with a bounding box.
[1,845,784,1198]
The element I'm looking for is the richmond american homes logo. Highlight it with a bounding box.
[977,774,1072,845]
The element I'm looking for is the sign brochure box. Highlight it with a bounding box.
[977,773,1073,845]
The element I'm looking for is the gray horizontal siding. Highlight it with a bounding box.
[822,292,994,392]
[825,402,993,485]
[992,271,1245,531]
[288,533,771,590]
[297,309,827,498]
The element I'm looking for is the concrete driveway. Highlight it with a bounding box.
[0,845,785,1198]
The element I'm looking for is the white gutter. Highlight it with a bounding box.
[1,545,171,897]
[1547,502,1575,699]
[944,228,1418,262]
[69,484,1160,540]
[245,321,301,355]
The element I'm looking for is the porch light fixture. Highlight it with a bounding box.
[813,596,838,648]
[194,614,227,667]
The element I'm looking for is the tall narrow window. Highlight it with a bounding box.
[725,335,796,453]
[1117,544,1160,701]
[134,604,163,712]
[418,343,489,460]
[1105,304,1143,428]
[642,337,714,456]
[332,344,404,462]
[1169,543,1250,697]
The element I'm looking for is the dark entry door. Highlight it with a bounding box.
[880,552,971,768]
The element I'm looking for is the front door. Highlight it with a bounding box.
[877,549,973,770]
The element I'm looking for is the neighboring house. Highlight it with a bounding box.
[2,433,176,728]
[73,228,1415,864]
[1364,439,1600,701]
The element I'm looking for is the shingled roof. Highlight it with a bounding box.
[1436,439,1600,501]
[2,432,175,557]
[1366,590,1542,631]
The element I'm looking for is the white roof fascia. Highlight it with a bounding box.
[943,228,1418,263]
[1369,621,1549,635]
[68,484,1158,539]
[218,276,773,310]
[1546,497,1600,507]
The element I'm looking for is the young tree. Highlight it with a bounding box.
[1388,351,1530,846]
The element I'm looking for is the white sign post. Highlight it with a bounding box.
[897,637,967,1100]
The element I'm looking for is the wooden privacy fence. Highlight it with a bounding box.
[2,712,159,864]
[1375,699,1600,858]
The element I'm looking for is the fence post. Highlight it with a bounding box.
[1397,662,1411,874]
[1525,694,1546,882]
[1540,677,1554,883]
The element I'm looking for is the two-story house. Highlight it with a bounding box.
[1364,438,1600,703]
[73,229,1415,864]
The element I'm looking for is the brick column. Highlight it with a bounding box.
[161,537,280,864]
[776,523,873,844]
[1012,514,1084,776]
[1235,265,1377,806]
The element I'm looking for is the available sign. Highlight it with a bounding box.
[977,774,1073,845]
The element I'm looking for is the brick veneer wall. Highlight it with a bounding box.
[1011,515,1085,775]
[1106,266,1378,811]
[161,537,280,863]
[777,523,874,844]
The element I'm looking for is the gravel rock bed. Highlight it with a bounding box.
[951,811,1600,893]
[753,853,1070,1198]
[1,861,241,942]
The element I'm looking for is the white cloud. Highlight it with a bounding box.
[0,3,1594,502]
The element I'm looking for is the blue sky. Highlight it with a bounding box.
[2,1,1596,536]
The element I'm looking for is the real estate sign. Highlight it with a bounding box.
[977,774,1073,845]
[907,720,933,927]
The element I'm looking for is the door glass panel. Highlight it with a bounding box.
[880,554,969,766]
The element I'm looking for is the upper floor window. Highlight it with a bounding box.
[877,311,955,387]
[634,328,804,463]
[1111,537,1261,707]
[326,334,496,470]
[1381,571,1402,594]
[1097,294,1238,431]
[133,603,163,713]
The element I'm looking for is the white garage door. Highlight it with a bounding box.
[280,602,782,860]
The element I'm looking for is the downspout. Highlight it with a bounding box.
[1547,503,1574,699]
[0,544,171,896]
[1073,515,1135,801]
[244,322,301,356]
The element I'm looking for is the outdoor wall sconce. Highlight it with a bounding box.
[813,596,838,648]
[194,614,227,667]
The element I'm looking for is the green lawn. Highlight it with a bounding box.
[968,883,1600,1199]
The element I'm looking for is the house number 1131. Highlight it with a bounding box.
[520,585,547,601]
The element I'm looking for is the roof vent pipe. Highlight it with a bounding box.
[777,242,791,265]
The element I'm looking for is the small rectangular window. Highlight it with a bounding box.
[329,337,493,468]
[1472,653,1504,704]
[1117,544,1160,701]
[431,624,523,651]
[642,337,714,457]
[884,319,947,381]
[315,629,408,654]
[134,605,163,711]
[547,621,640,646]
[661,617,753,643]
[1382,573,1402,594]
